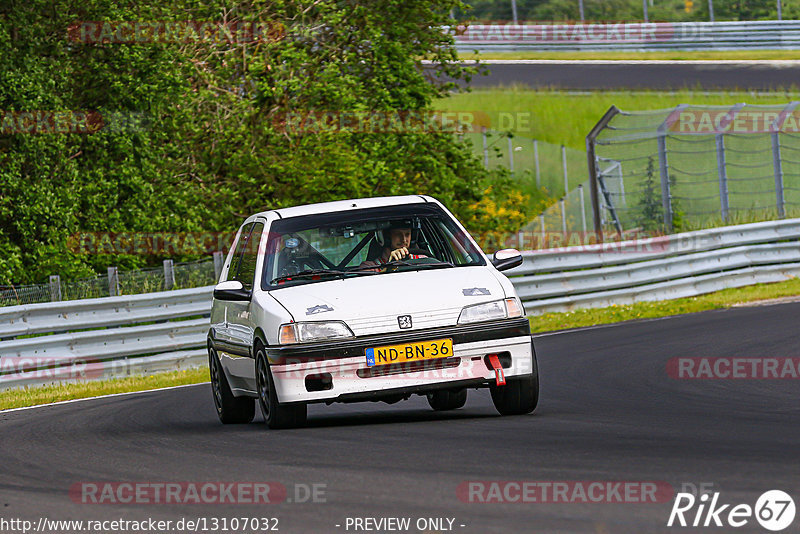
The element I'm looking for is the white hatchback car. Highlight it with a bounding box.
[208,195,538,428]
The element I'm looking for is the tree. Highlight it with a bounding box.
[0,0,203,284]
[173,0,530,239]
[0,0,532,284]
[636,156,664,233]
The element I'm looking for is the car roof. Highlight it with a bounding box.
[253,195,436,220]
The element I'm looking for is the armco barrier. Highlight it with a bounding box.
[453,21,800,51]
[2,219,800,391]
[0,285,213,338]
[505,219,800,313]
[0,288,213,391]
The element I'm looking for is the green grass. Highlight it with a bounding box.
[459,50,800,62]
[437,87,800,149]
[439,88,800,230]
[0,367,209,411]
[529,276,800,334]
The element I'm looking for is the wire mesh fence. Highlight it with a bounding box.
[464,129,588,199]
[586,103,800,235]
[0,258,219,308]
[461,128,612,249]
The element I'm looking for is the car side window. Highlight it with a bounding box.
[225,222,254,282]
[237,222,265,290]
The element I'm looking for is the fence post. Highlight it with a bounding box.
[49,275,61,302]
[643,0,649,22]
[508,135,514,174]
[657,134,674,233]
[778,0,782,20]
[482,128,489,169]
[163,259,175,290]
[213,251,224,281]
[771,131,786,219]
[561,144,568,197]
[534,140,541,187]
[107,266,119,297]
[539,214,545,248]
[708,0,715,22]
[586,106,621,242]
[715,133,729,223]
[770,103,799,217]
[579,184,587,234]
[654,105,689,234]
[517,230,524,250]
[560,198,567,236]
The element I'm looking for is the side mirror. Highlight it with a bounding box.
[492,248,523,272]
[213,280,252,302]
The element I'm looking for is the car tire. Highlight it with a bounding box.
[208,344,255,424]
[490,353,539,416]
[255,344,307,429]
[426,388,468,411]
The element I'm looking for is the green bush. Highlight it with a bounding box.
[0,0,533,285]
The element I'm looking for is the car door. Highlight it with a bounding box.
[222,220,265,391]
[211,222,252,347]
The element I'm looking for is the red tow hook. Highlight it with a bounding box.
[487,354,506,386]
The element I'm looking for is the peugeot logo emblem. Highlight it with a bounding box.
[398,315,412,329]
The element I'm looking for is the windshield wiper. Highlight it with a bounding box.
[383,260,456,270]
[270,269,347,285]
[271,267,380,285]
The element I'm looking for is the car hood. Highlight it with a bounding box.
[269,266,506,336]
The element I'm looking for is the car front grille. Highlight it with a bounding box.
[347,307,461,337]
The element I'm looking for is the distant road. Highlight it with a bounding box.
[464,59,800,90]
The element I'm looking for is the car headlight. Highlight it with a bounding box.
[278,321,355,344]
[458,298,523,325]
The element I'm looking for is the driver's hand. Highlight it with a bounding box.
[389,247,408,262]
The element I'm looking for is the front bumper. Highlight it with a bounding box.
[266,318,534,404]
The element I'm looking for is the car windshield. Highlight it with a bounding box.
[261,203,485,289]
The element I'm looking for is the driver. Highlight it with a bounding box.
[360,223,427,268]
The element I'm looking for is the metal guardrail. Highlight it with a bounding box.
[0,286,213,338]
[2,219,799,391]
[505,219,800,313]
[0,288,213,391]
[513,219,800,274]
[454,21,800,51]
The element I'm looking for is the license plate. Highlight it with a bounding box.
[365,338,453,367]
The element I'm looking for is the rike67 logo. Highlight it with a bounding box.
[667,490,796,531]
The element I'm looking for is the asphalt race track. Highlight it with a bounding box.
[467,60,800,90]
[2,301,800,533]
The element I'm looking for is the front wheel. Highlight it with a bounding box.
[209,345,255,424]
[255,345,307,429]
[490,353,539,416]
[426,388,468,411]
